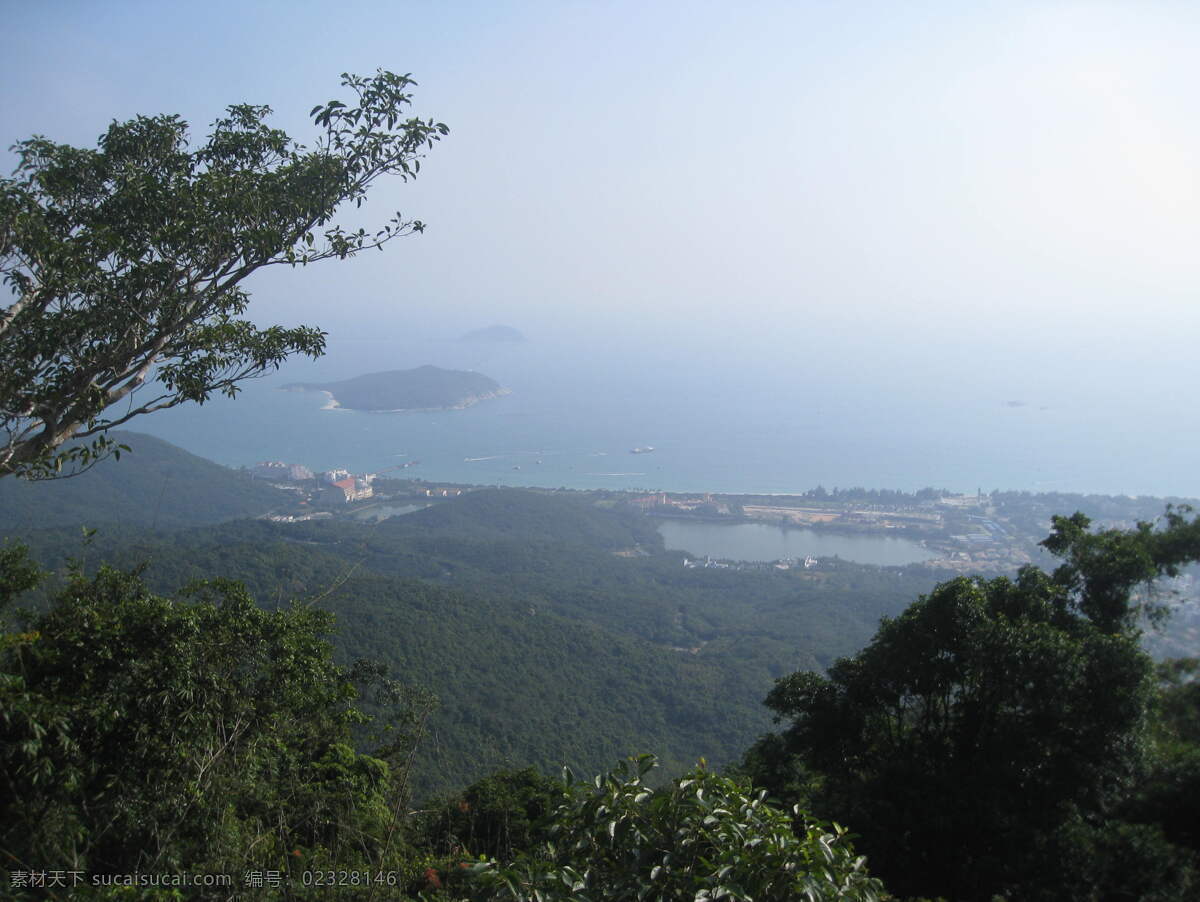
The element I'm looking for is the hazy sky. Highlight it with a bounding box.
[3,0,1199,404]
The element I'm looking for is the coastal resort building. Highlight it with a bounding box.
[324,476,373,503]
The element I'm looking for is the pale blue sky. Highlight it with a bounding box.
[4,0,1199,410]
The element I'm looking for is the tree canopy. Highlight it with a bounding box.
[745,508,1200,901]
[0,562,436,898]
[0,70,446,479]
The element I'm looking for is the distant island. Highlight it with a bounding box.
[283,365,509,412]
[459,324,526,343]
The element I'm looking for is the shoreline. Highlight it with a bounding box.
[286,385,511,413]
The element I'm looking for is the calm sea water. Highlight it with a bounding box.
[128,335,1200,499]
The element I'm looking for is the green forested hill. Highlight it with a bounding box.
[0,432,290,530]
[399,487,661,547]
[13,489,949,798]
[285,364,504,411]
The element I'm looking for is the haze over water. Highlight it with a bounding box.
[133,328,1200,499]
[4,1,1199,498]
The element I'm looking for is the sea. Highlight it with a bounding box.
[127,332,1200,501]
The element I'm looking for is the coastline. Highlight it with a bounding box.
[284,385,511,414]
[360,387,513,413]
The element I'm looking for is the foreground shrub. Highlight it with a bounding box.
[460,754,884,901]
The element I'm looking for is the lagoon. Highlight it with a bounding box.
[656,519,933,566]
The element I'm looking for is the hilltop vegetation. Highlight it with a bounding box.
[4,437,1199,898]
[0,432,289,530]
[5,482,1199,899]
[1,557,887,899]
[399,487,661,548]
[743,510,1200,900]
[11,471,949,797]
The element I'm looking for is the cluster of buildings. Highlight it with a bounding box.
[250,461,375,503]
[629,493,733,515]
[320,468,375,502]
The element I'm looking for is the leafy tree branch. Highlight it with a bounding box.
[0,70,447,479]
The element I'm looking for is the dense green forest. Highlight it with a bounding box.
[0,432,291,530]
[12,480,950,797]
[4,438,1200,898]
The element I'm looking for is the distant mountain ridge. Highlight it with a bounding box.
[283,365,508,412]
[0,432,289,530]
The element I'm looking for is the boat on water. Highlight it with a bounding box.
[630,446,655,454]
